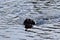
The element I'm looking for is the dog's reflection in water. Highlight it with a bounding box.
[25,24,33,31]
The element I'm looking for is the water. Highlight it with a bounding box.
[0,24,60,40]
[0,0,60,40]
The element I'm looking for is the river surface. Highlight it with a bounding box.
[0,0,60,40]
[0,24,60,40]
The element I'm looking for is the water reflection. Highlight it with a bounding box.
[0,24,60,40]
[0,0,60,40]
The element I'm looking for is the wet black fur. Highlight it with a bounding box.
[23,19,35,30]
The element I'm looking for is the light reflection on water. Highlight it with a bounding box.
[0,0,60,40]
[0,25,60,40]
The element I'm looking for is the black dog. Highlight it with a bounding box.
[23,18,35,31]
